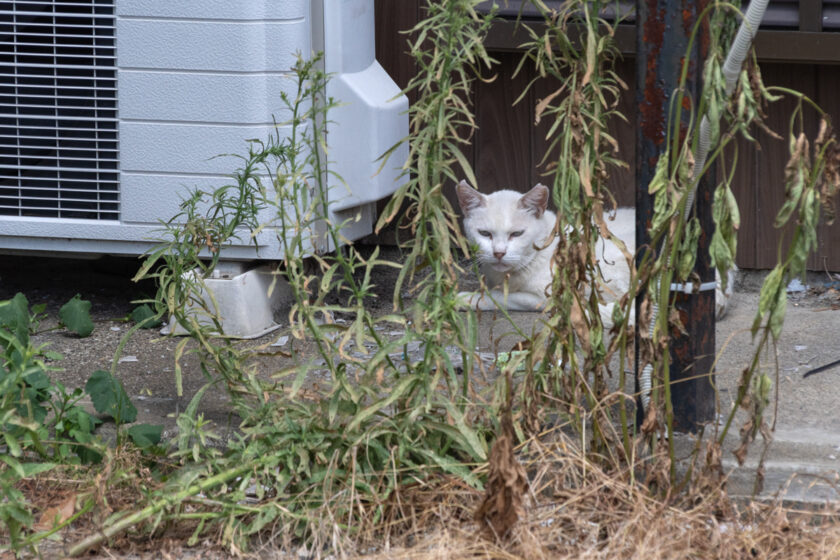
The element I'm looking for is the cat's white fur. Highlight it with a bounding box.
[456,181,735,325]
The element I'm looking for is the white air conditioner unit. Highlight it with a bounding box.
[0,0,408,259]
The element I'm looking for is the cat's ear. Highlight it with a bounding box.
[456,180,486,214]
[518,184,549,217]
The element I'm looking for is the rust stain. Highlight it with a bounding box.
[682,7,693,34]
[640,0,666,147]
[696,0,711,55]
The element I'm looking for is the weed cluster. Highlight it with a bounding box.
[0,293,161,550]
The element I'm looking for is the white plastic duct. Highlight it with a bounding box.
[322,0,409,213]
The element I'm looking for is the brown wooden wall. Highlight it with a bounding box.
[374,1,840,271]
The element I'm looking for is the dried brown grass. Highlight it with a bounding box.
[8,433,840,559]
[352,433,840,560]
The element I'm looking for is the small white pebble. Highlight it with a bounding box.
[118,355,138,363]
[110,326,121,331]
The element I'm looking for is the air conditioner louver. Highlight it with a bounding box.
[1,0,118,220]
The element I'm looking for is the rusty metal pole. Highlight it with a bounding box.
[635,0,716,432]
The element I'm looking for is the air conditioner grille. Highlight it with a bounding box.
[1,0,118,220]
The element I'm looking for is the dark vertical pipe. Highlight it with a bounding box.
[635,0,715,432]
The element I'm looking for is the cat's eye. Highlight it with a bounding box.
[509,230,524,238]
[478,230,492,238]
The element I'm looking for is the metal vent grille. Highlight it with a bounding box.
[1,0,118,220]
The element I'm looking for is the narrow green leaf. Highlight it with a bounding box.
[448,142,478,192]
[0,454,25,477]
[19,462,57,477]
[442,401,487,461]
[414,448,483,490]
[346,376,417,433]
[4,432,22,457]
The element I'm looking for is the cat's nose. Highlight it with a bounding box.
[493,250,506,260]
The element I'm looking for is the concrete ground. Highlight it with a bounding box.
[1,252,839,503]
[468,270,840,503]
[709,274,840,503]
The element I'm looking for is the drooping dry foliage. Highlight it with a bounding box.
[475,410,529,541]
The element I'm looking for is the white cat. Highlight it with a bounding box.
[455,180,734,325]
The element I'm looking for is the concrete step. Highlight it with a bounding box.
[721,427,840,503]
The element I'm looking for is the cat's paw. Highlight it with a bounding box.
[456,291,478,309]
[715,287,732,319]
[457,291,497,310]
[715,266,738,320]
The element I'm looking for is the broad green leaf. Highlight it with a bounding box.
[130,304,162,329]
[127,423,163,448]
[59,295,94,337]
[23,369,51,391]
[0,292,31,346]
[85,370,137,424]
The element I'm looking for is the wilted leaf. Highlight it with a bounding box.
[754,464,766,494]
[33,493,75,531]
[59,295,94,337]
[733,439,749,466]
[475,412,528,541]
[535,87,564,125]
[85,370,137,424]
[640,402,658,434]
[769,286,787,339]
[648,154,670,195]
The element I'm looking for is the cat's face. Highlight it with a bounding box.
[456,181,552,273]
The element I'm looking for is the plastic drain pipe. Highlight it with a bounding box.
[639,0,769,411]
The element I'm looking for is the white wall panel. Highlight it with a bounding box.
[119,72,295,123]
[116,1,308,20]
[116,20,308,73]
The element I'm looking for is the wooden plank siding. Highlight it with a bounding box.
[373,1,840,270]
